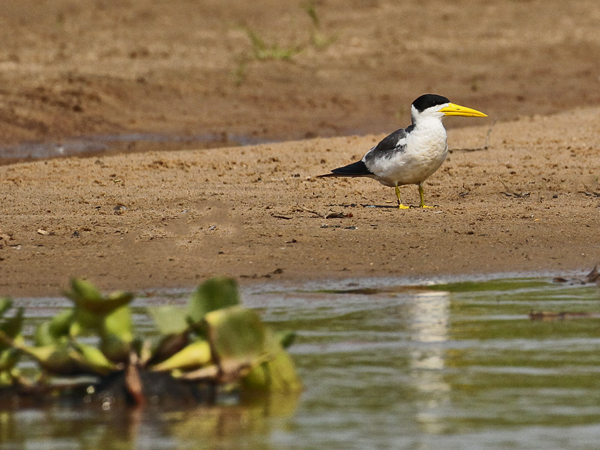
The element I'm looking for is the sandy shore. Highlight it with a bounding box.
[1,106,599,297]
[1,1,600,296]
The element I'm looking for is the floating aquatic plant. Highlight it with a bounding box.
[0,277,301,407]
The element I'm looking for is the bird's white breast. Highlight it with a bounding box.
[366,117,448,187]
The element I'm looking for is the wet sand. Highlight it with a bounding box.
[1,106,599,297]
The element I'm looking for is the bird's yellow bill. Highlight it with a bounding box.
[439,103,487,117]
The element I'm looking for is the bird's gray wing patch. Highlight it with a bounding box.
[365,126,412,164]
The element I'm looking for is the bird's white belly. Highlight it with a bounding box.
[369,132,448,187]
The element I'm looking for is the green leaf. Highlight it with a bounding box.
[242,330,302,393]
[146,306,192,364]
[242,351,302,393]
[107,290,135,305]
[73,342,119,375]
[22,344,78,375]
[188,277,240,323]
[148,306,189,335]
[0,308,25,362]
[70,308,102,335]
[0,307,24,342]
[100,306,133,363]
[0,370,10,386]
[65,278,134,315]
[35,322,55,347]
[0,347,20,372]
[151,339,212,372]
[205,306,265,375]
[35,309,74,346]
[67,278,102,301]
[20,341,114,377]
[102,306,133,341]
[49,309,74,337]
[0,297,12,317]
[100,335,131,364]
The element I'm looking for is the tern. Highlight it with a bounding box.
[318,94,487,209]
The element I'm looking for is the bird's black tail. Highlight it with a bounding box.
[318,160,372,178]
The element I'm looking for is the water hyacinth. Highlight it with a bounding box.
[0,277,301,406]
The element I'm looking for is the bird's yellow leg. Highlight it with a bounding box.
[419,183,433,208]
[395,185,410,209]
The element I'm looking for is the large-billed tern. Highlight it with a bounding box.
[318,94,487,209]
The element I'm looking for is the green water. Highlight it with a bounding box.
[2,276,600,449]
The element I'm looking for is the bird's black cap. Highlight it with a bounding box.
[412,94,450,113]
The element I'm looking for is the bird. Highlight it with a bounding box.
[318,94,487,209]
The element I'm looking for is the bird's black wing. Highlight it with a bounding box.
[318,160,373,178]
[366,126,412,159]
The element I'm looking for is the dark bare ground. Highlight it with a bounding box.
[0,0,599,149]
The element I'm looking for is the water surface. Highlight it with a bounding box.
[2,276,600,449]
[0,133,266,163]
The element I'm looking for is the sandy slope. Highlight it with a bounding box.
[1,106,599,296]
